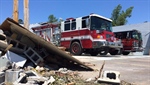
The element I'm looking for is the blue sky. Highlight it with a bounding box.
[0,0,150,24]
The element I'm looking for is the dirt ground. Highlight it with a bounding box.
[73,55,150,85]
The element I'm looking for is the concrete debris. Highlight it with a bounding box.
[13,73,27,85]
[0,59,122,85]
[97,70,121,85]
[0,18,93,71]
[58,68,69,74]
[43,76,55,85]
[0,18,94,85]
[35,66,45,72]
[5,69,22,85]
[0,66,83,85]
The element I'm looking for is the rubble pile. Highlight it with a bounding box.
[0,18,93,71]
[0,64,133,85]
[0,18,93,84]
[1,65,101,85]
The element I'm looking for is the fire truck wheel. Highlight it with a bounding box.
[99,50,108,55]
[90,52,99,56]
[109,50,119,55]
[122,52,130,55]
[70,42,82,55]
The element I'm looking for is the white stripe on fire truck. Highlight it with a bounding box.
[61,35,106,41]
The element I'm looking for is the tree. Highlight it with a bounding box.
[59,18,64,23]
[110,4,134,26]
[48,14,58,23]
[18,19,24,24]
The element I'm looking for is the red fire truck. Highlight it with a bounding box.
[32,14,123,56]
[114,29,143,55]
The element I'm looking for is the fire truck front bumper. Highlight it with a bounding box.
[92,41,123,49]
[132,47,144,52]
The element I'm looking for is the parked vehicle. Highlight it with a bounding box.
[32,14,123,56]
[114,29,143,55]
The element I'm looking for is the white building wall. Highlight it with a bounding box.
[144,34,150,55]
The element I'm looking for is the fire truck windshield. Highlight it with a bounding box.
[132,31,141,40]
[138,32,142,41]
[90,16,112,32]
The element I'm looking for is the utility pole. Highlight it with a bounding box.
[13,0,18,22]
[24,0,29,29]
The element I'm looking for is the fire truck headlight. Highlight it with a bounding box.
[97,35,103,39]
[96,30,100,33]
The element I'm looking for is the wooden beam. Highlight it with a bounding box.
[24,0,29,29]
[13,0,18,22]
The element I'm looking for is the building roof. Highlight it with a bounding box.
[113,22,150,34]
[112,22,150,40]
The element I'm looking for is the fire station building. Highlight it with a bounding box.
[113,22,150,55]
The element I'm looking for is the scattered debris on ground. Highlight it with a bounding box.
[0,63,134,85]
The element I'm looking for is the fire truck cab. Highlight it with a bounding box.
[114,29,143,55]
[60,14,123,56]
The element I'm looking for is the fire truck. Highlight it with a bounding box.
[114,29,143,55]
[32,14,123,56]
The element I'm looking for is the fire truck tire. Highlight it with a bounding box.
[122,52,130,55]
[70,42,82,55]
[109,50,119,55]
[90,52,99,56]
[99,50,108,55]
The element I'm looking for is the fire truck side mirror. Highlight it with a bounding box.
[126,32,130,39]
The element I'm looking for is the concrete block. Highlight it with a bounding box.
[5,69,21,85]
[7,38,27,51]
[39,48,49,58]
[97,70,120,85]
[24,47,43,65]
